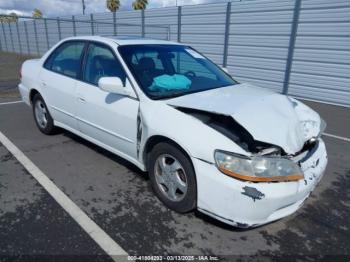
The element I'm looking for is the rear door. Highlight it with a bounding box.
[39,41,86,130]
[76,42,139,160]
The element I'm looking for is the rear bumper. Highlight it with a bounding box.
[18,83,31,106]
[194,139,327,228]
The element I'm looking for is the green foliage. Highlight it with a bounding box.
[132,0,149,10]
[0,13,18,23]
[33,8,43,18]
[107,0,120,12]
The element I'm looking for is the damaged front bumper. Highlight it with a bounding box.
[194,139,327,228]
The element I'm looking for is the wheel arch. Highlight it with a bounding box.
[29,89,40,105]
[142,135,194,172]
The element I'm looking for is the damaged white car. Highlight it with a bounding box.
[19,36,328,228]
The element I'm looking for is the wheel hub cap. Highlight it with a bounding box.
[154,154,188,202]
[34,100,48,129]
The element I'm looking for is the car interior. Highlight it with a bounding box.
[51,58,80,78]
[85,55,126,86]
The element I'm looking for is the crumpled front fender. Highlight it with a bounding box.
[138,101,248,167]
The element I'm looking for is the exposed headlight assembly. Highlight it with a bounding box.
[214,151,303,182]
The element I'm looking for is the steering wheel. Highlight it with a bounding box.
[184,70,196,78]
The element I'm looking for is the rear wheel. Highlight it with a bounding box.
[32,94,56,135]
[149,142,197,213]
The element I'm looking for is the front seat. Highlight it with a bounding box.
[86,55,105,85]
[138,57,156,88]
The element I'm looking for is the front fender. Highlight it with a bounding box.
[139,101,248,165]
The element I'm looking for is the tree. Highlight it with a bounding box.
[0,13,18,23]
[106,0,120,12]
[32,8,43,18]
[9,12,18,22]
[132,0,148,10]
[0,15,8,23]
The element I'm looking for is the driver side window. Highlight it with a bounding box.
[83,43,126,86]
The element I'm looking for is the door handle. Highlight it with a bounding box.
[78,97,86,103]
[41,81,47,87]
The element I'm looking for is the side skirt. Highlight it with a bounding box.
[54,120,146,172]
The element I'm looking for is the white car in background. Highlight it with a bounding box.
[19,36,328,228]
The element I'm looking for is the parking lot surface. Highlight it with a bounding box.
[0,51,350,260]
[0,143,112,261]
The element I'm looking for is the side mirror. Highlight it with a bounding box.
[98,77,134,97]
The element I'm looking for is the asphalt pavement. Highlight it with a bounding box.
[0,141,113,261]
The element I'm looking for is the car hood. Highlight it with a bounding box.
[166,83,322,154]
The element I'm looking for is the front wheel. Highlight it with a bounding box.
[32,94,56,135]
[148,142,197,213]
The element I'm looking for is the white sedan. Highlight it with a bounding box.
[19,36,328,228]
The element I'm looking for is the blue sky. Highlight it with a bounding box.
[0,0,229,17]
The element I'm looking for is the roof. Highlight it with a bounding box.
[63,35,182,46]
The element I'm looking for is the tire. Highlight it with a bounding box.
[148,142,197,213]
[32,93,56,135]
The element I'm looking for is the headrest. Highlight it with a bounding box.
[138,57,155,71]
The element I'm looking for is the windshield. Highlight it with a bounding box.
[118,45,237,99]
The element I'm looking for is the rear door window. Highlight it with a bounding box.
[45,41,85,79]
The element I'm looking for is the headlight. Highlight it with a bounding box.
[214,151,303,182]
